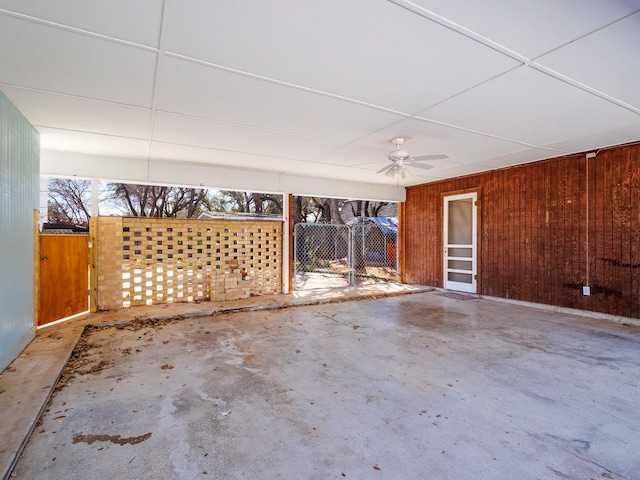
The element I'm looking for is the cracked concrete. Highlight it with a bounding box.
[7,291,640,479]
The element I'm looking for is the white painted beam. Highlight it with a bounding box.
[41,150,406,202]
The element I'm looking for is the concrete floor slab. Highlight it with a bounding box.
[8,292,640,479]
[0,284,430,480]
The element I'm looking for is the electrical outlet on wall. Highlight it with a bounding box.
[582,286,591,296]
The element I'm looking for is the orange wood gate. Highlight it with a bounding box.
[39,235,89,326]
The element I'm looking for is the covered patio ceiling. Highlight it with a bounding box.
[1,1,639,201]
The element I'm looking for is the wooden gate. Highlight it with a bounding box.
[38,234,89,326]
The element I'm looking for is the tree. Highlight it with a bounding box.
[344,199,391,218]
[46,179,283,221]
[291,196,395,272]
[291,197,393,225]
[210,191,283,214]
[47,178,91,225]
[106,183,210,218]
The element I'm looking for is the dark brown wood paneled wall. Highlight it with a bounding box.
[404,143,640,319]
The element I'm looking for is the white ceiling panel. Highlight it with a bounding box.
[352,118,531,163]
[1,2,639,192]
[544,121,640,153]
[414,162,494,180]
[162,0,519,113]
[156,56,405,142]
[0,0,164,47]
[152,113,340,161]
[468,148,566,170]
[537,12,640,109]
[363,156,459,174]
[149,142,304,174]
[406,0,640,59]
[311,145,387,167]
[39,128,149,158]
[280,161,388,185]
[2,87,150,138]
[0,14,157,107]
[418,66,640,146]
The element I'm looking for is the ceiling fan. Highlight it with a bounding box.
[377,137,448,178]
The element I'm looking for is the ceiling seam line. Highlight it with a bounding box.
[164,51,412,118]
[389,0,531,65]
[151,139,317,163]
[146,0,169,175]
[409,115,541,148]
[528,63,640,116]
[0,9,158,52]
[310,117,412,154]
[0,83,152,111]
[391,1,640,116]
[152,139,404,172]
[532,9,640,59]
[34,126,147,141]
[405,64,523,115]
[156,110,347,146]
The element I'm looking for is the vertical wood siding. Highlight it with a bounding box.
[0,91,39,370]
[405,143,640,319]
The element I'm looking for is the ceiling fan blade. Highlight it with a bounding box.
[411,154,449,162]
[407,162,434,170]
[377,164,393,174]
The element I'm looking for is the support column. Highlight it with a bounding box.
[91,179,100,217]
[398,201,406,284]
[38,176,49,231]
[89,180,100,311]
[281,194,291,294]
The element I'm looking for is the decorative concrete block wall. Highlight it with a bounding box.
[95,217,282,310]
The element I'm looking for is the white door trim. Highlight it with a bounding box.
[444,192,477,293]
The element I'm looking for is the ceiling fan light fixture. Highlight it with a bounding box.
[377,135,447,179]
[384,164,408,178]
[389,149,409,159]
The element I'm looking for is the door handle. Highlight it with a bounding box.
[41,255,49,261]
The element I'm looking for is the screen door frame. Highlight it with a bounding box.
[443,192,477,293]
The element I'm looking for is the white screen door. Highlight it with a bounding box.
[444,192,477,293]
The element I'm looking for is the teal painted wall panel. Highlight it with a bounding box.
[0,90,39,370]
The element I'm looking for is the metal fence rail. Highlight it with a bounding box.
[293,222,398,290]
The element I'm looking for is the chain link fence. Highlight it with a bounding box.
[293,221,398,290]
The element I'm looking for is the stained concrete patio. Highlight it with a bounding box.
[4,288,640,479]
[0,283,429,480]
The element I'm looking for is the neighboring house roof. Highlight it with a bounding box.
[339,201,398,223]
[346,217,398,235]
[369,217,398,236]
[198,211,282,222]
[42,223,89,233]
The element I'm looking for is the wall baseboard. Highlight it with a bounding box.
[478,294,640,328]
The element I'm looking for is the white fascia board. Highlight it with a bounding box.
[40,151,406,202]
[41,150,149,183]
[148,159,282,193]
[278,174,405,202]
